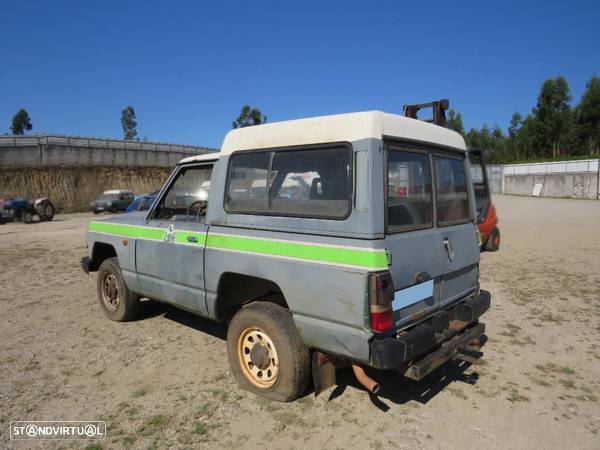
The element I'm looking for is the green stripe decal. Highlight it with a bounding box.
[206,234,388,269]
[89,222,164,240]
[88,222,387,269]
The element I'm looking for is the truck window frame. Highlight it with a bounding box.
[431,151,472,227]
[146,162,215,223]
[384,144,435,234]
[384,140,471,233]
[223,142,354,221]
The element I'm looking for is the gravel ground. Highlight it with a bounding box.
[1,195,599,449]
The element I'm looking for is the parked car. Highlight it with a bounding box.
[468,149,500,252]
[0,197,55,224]
[126,191,158,213]
[90,190,134,214]
[82,105,491,402]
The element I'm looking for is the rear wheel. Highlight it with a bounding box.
[485,227,500,252]
[227,302,310,402]
[40,201,54,221]
[96,257,140,321]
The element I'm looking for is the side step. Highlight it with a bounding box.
[403,322,486,381]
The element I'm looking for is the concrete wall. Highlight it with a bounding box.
[504,173,599,199]
[0,135,215,168]
[502,159,600,199]
[0,135,217,212]
[0,166,172,212]
[487,165,502,194]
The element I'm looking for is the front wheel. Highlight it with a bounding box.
[96,257,140,321]
[227,302,310,402]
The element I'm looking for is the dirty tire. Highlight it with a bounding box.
[23,211,33,224]
[96,257,140,321]
[485,228,500,252]
[40,201,55,221]
[227,302,310,402]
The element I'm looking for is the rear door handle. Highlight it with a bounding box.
[443,238,454,262]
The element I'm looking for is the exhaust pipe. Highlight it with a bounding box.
[352,364,380,394]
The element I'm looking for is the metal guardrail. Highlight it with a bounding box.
[0,134,216,154]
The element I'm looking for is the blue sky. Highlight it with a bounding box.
[1,0,599,148]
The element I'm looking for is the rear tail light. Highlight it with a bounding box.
[369,271,395,333]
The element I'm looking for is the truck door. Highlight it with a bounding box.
[136,163,214,315]
[433,153,480,307]
[384,144,445,328]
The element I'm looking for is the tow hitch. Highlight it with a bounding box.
[403,322,486,381]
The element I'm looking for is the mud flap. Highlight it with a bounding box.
[312,352,336,396]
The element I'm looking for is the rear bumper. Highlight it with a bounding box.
[370,290,491,371]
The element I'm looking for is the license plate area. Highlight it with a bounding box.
[392,279,436,327]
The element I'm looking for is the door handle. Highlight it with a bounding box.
[442,238,454,262]
[187,235,198,243]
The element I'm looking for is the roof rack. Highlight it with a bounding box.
[403,99,449,126]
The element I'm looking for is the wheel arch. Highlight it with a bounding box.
[90,241,118,271]
[215,272,289,322]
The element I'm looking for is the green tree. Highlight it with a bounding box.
[446,109,464,134]
[10,109,33,135]
[121,106,138,140]
[508,112,522,137]
[465,124,508,163]
[232,105,267,129]
[575,76,600,154]
[533,76,572,157]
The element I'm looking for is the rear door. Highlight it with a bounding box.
[433,153,479,307]
[384,144,444,328]
[384,143,479,329]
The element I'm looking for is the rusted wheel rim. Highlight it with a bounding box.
[237,327,279,388]
[101,273,120,311]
